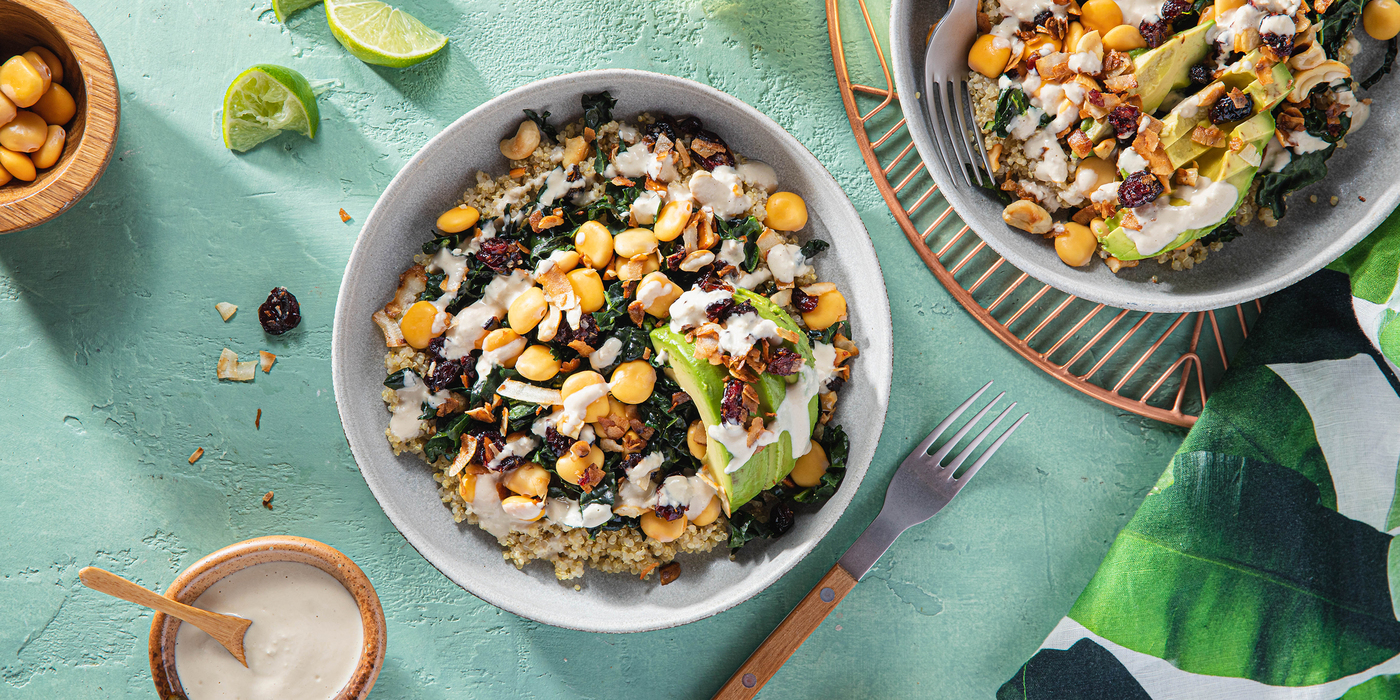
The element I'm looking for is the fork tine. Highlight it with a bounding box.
[928,391,1004,465]
[947,80,983,187]
[937,80,975,188]
[954,412,1030,484]
[942,402,1016,478]
[926,88,963,190]
[958,81,996,184]
[908,381,993,459]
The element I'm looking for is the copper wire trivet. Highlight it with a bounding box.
[827,0,1263,426]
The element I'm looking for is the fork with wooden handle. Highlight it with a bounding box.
[713,381,1027,699]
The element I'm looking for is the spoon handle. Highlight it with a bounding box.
[79,566,250,665]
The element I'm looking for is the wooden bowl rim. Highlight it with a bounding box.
[0,0,119,234]
[146,536,387,700]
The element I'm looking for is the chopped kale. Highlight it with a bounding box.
[1198,221,1242,246]
[1256,143,1336,219]
[1363,38,1398,90]
[424,412,474,464]
[1313,0,1362,58]
[469,365,515,409]
[419,271,446,301]
[523,108,558,142]
[612,326,652,365]
[987,88,1030,137]
[799,239,830,260]
[504,401,538,433]
[583,91,617,174]
[383,368,410,390]
[593,281,633,332]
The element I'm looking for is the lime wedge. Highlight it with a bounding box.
[222,64,320,153]
[272,0,323,22]
[325,0,448,68]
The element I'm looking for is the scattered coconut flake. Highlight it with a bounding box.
[262,491,274,509]
[215,302,237,322]
[217,348,240,379]
[188,447,204,464]
[339,208,351,223]
[259,351,276,373]
[497,379,563,405]
[255,408,262,429]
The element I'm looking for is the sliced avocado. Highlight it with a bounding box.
[1160,59,1292,169]
[1130,22,1214,114]
[1101,111,1274,260]
[648,296,818,511]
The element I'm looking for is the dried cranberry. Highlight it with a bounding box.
[691,130,737,170]
[1188,62,1213,85]
[426,358,469,392]
[767,347,805,376]
[544,427,575,459]
[571,313,601,348]
[1159,0,1193,22]
[825,375,846,393]
[696,269,733,292]
[720,379,748,424]
[671,116,704,139]
[1107,105,1141,138]
[769,501,795,536]
[791,287,820,313]
[1118,170,1164,208]
[473,238,526,274]
[1260,24,1293,58]
[1032,9,1054,27]
[1138,18,1172,48]
[654,503,686,521]
[643,119,677,144]
[258,287,301,335]
[1208,93,1252,124]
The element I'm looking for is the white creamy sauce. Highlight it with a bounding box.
[533,249,576,278]
[1288,129,1332,154]
[626,452,665,486]
[990,17,1026,53]
[689,166,751,219]
[1112,0,1163,26]
[1068,51,1102,75]
[1117,147,1150,174]
[736,161,779,193]
[1073,167,1101,197]
[390,371,450,440]
[635,278,672,310]
[489,434,539,470]
[1091,181,1119,204]
[473,337,526,387]
[680,251,716,272]
[427,247,470,295]
[1258,13,1296,35]
[441,270,534,360]
[611,142,654,179]
[765,244,812,285]
[709,365,819,474]
[813,341,840,390]
[538,167,586,207]
[684,476,716,517]
[666,181,693,203]
[589,336,624,369]
[1008,107,1044,140]
[999,0,1066,22]
[557,382,610,438]
[546,498,612,529]
[657,475,691,509]
[668,288,731,332]
[174,562,362,700]
[1213,5,1264,50]
[1124,175,1239,256]
[631,190,662,224]
[1025,129,1070,183]
[707,421,779,474]
[469,472,537,537]
[618,124,640,144]
[1254,0,1300,14]
[716,312,782,357]
[733,267,773,290]
[615,477,656,514]
[1262,137,1292,172]
[718,239,746,267]
[500,497,544,521]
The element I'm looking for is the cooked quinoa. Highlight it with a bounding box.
[966,0,1386,272]
[372,93,858,581]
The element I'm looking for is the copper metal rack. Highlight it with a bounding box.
[826,0,1262,427]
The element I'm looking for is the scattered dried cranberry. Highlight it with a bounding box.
[769,501,795,536]
[1208,92,1252,124]
[258,287,301,335]
[1189,62,1213,85]
[544,427,575,459]
[1118,170,1164,208]
[654,503,686,521]
[791,287,820,313]
[473,237,526,274]
[720,379,748,424]
[1260,25,1293,59]
[767,347,805,376]
[1107,105,1141,138]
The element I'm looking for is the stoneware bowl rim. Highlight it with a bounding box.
[331,68,894,633]
[889,0,1397,313]
[0,0,120,234]
[147,535,387,700]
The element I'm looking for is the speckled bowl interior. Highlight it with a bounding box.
[147,535,387,700]
[891,0,1399,312]
[331,69,893,633]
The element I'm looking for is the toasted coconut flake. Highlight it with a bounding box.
[689,135,726,158]
[466,405,496,423]
[218,348,250,381]
[800,282,837,296]
[774,326,802,344]
[568,339,597,357]
[674,138,692,169]
[498,379,563,405]
[537,267,577,309]
[744,417,767,447]
[644,177,667,192]
[338,208,351,223]
[385,265,427,319]
[611,176,635,187]
[1175,167,1198,187]
[215,302,237,322]
[627,300,647,326]
[1104,74,1138,92]
[1105,256,1138,273]
[448,435,480,476]
[259,351,276,373]
[537,305,562,343]
[262,491,274,509]
[693,334,722,364]
[189,447,204,464]
[1191,125,1228,148]
[1071,206,1096,224]
[755,228,785,256]
[1119,209,1142,231]
[769,289,792,307]
[619,255,649,281]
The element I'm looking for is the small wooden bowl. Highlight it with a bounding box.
[148,536,387,700]
[0,0,118,234]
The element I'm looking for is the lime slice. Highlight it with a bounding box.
[272,0,323,22]
[222,65,320,153]
[325,0,448,68]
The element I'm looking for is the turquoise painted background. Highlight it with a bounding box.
[0,0,1185,696]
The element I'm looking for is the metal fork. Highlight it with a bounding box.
[714,381,1028,699]
[924,0,997,188]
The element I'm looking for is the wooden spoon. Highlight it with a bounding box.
[79,566,252,667]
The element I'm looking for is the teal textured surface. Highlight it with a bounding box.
[0,0,1183,697]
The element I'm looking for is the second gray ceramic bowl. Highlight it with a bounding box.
[891,0,1399,312]
[331,70,893,632]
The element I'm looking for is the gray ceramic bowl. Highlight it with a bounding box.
[891,0,1399,312]
[331,70,893,632]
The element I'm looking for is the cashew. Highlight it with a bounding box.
[1002,200,1053,234]
[500,120,541,161]
[1288,60,1350,102]
[1288,43,1327,72]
